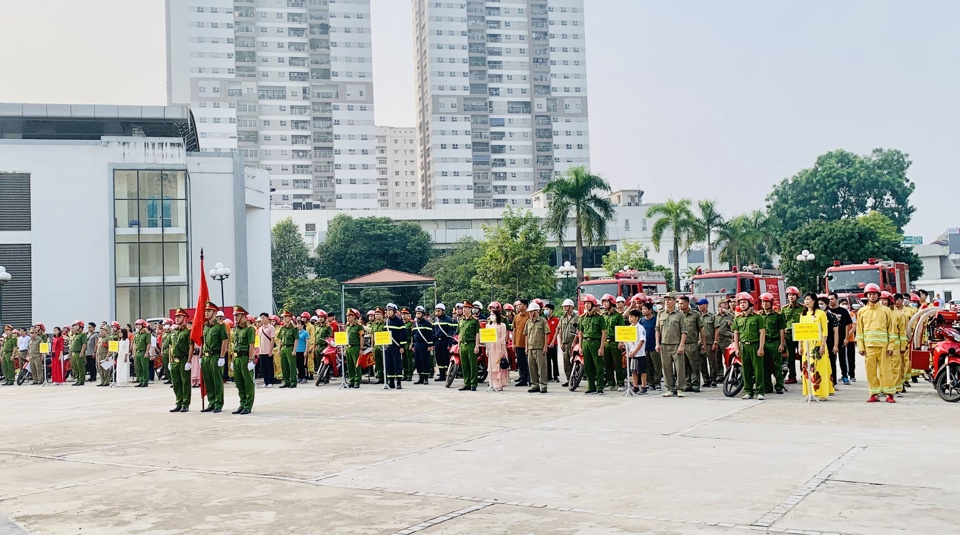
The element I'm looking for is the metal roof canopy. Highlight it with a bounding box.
[340,269,437,320]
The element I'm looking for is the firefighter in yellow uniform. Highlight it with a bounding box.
[880,292,905,395]
[857,283,896,403]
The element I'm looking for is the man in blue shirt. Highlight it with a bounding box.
[639,302,661,390]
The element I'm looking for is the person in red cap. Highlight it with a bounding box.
[201,301,230,412]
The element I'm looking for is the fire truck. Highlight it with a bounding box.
[577,270,668,313]
[691,267,786,310]
[824,258,909,298]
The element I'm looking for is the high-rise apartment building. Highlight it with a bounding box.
[375,126,419,209]
[412,0,589,209]
[166,0,377,210]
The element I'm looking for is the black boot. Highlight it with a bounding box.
[423,377,429,385]
[388,378,395,389]
[396,379,402,390]
[414,376,424,385]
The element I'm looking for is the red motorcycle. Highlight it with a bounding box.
[908,309,960,402]
[567,343,584,391]
[722,342,743,397]
[315,337,338,386]
[444,337,487,389]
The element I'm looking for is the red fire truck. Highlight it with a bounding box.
[577,270,669,312]
[824,259,909,298]
[691,267,786,310]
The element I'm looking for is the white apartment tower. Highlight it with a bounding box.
[166,0,377,210]
[412,0,589,209]
[375,126,419,209]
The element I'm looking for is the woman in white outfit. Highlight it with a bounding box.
[115,327,132,386]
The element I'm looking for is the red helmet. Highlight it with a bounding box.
[224,318,234,328]
[135,319,147,327]
[532,298,545,308]
[111,321,121,329]
[600,293,615,304]
[759,293,774,302]
[880,291,892,299]
[35,323,45,332]
[163,318,174,325]
[786,286,800,296]
[488,301,502,310]
[316,309,328,317]
[631,292,648,303]
[503,304,514,311]
[73,320,84,327]
[582,294,599,305]
[299,312,310,319]
[863,283,881,294]
[271,315,281,323]
[736,292,755,305]
[910,293,920,303]
[246,314,256,322]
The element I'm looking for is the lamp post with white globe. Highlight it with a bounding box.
[208,262,231,308]
[795,250,816,293]
[0,267,10,323]
[559,260,577,297]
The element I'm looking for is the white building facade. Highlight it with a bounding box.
[375,126,419,209]
[166,0,378,211]
[412,0,590,209]
[0,104,272,328]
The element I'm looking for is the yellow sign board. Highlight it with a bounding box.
[615,325,638,343]
[255,335,260,347]
[374,330,392,346]
[109,340,120,352]
[479,327,498,343]
[334,331,348,346]
[792,323,820,341]
[40,343,50,353]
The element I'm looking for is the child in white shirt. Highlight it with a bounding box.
[625,310,648,394]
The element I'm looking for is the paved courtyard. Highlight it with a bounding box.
[0,370,957,535]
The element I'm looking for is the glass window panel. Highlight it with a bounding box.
[115,287,140,325]
[140,198,165,229]
[164,286,188,313]
[140,243,164,278]
[139,170,163,200]
[114,170,138,199]
[140,286,165,319]
[115,200,140,228]
[115,243,139,280]
[163,242,188,282]
[164,199,187,230]
[162,171,187,199]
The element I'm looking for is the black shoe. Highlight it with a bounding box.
[775,389,784,394]
[911,376,918,383]
[232,408,243,414]
[528,387,541,393]
[240,408,251,415]
[180,407,189,413]
[423,379,429,385]
[585,390,597,395]
[169,406,182,413]
[279,384,289,388]
[515,381,529,387]
[470,386,477,391]
[141,383,148,387]
[213,407,222,413]
[290,384,297,388]
[562,382,569,387]
[396,381,402,390]
[201,407,214,413]
[414,378,424,385]
[388,379,395,388]
[683,387,693,392]
[692,388,700,393]
[458,385,470,391]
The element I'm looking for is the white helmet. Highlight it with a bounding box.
[435,303,446,311]
[528,302,541,312]
[562,298,575,307]
[615,295,626,303]
[472,300,483,309]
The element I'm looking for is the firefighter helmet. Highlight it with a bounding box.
[786,286,800,296]
[759,292,774,302]
[863,283,881,294]
[736,292,755,305]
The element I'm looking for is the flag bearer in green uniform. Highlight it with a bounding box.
[169,308,192,412]
[201,301,230,412]
[577,294,606,395]
[69,321,88,386]
[277,311,298,388]
[344,309,365,388]
[601,294,626,390]
[1,326,15,385]
[231,306,256,414]
[457,300,480,391]
[133,320,151,387]
[759,293,786,394]
[732,292,767,400]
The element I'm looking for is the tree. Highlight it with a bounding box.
[714,215,751,269]
[766,148,916,235]
[694,199,724,271]
[420,237,484,307]
[601,240,656,276]
[271,218,312,305]
[280,277,341,318]
[778,213,923,293]
[543,166,616,282]
[315,215,433,282]
[475,208,555,303]
[647,198,699,291]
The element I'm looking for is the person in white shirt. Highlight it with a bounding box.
[17,330,30,363]
[624,310,648,395]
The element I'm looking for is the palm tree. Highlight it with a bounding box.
[543,167,616,282]
[694,199,724,271]
[648,198,698,290]
[747,210,776,264]
[714,215,752,269]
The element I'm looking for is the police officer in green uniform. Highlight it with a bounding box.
[133,320,151,387]
[276,311,298,388]
[697,299,718,388]
[714,299,735,384]
[758,293,786,394]
[169,308,192,412]
[314,312,333,374]
[231,306,256,414]
[457,301,480,391]
[0,326,15,385]
[370,308,386,384]
[655,293,688,397]
[678,296,705,393]
[344,309,365,388]
[600,295,626,390]
[201,301,230,412]
[780,287,804,384]
[160,320,173,384]
[69,321,88,386]
[732,293,767,400]
[577,295,606,395]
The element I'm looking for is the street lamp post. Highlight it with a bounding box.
[795,250,816,293]
[0,267,10,324]
[559,260,577,297]
[208,262,231,307]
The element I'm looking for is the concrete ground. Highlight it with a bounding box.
[0,369,956,535]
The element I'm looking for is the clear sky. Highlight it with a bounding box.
[1,0,956,239]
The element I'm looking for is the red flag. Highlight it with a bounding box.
[191,250,210,400]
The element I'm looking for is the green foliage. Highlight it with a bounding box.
[543,166,616,281]
[778,213,923,293]
[714,211,775,269]
[601,241,657,276]
[475,208,556,302]
[647,198,699,290]
[766,148,916,235]
[694,199,723,271]
[420,237,484,307]
[280,277,341,318]
[271,218,312,306]
[315,215,433,282]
